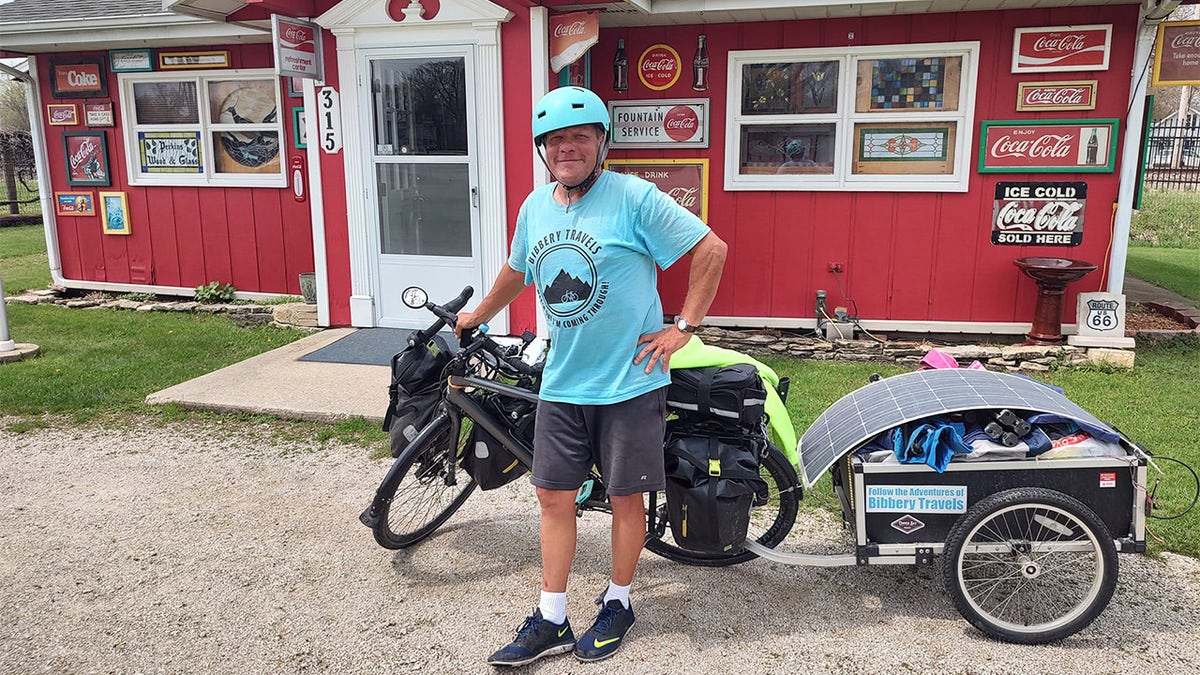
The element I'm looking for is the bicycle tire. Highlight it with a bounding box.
[644,442,800,567]
[942,487,1118,644]
[371,415,478,549]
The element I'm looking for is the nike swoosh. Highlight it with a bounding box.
[558,626,570,638]
[593,637,621,648]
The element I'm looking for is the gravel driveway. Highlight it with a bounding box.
[2,420,1197,674]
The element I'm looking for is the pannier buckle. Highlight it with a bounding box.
[708,458,721,476]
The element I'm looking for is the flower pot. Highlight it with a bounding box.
[298,273,317,304]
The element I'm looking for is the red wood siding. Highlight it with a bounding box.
[39,44,314,298]
[593,4,1138,326]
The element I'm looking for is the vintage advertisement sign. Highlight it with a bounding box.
[637,44,681,91]
[84,101,114,127]
[54,191,95,217]
[1012,24,1112,73]
[272,15,324,81]
[865,485,967,514]
[108,49,154,73]
[138,132,203,174]
[47,104,78,126]
[63,131,110,187]
[549,10,598,73]
[51,58,107,98]
[607,99,708,149]
[1016,80,1097,111]
[602,158,708,221]
[991,181,1087,246]
[1152,20,1200,86]
[978,119,1118,173]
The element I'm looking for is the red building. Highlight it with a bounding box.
[1,0,1189,337]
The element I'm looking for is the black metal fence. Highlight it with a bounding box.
[1142,120,1200,191]
[0,131,39,217]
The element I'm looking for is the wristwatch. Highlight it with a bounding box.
[674,315,699,333]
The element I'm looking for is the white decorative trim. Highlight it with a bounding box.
[529,6,550,337]
[704,315,1052,336]
[303,77,331,327]
[474,21,510,333]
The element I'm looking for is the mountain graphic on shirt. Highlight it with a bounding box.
[543,269,593,305]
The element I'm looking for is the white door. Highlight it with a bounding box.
[364,48,481,328]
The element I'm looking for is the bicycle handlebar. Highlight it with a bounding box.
[408,286,474,349]
[413,286,542,378]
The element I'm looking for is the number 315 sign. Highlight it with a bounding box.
[317,87,342,154]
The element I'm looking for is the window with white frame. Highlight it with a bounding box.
[725,42,978,192]
[118,69,286,187]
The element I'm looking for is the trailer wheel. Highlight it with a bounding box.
[942,487,1118,644]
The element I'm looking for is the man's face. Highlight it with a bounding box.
[543,124,602,186]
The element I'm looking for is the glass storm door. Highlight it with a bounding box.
[367,50,481,328]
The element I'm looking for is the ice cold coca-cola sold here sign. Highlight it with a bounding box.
[978,119,1119,173]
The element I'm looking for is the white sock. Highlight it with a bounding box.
[539,590,567,625]
[603,580,630,609]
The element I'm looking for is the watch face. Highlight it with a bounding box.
[676,317,690,332]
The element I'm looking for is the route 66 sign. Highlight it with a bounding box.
[1076,292,1126,336]
[1085,298,1119,331]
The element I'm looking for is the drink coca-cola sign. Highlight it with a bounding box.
[50,59,107,99]
[992,182,1087,246]
[1016,80,1097,111]
[978,119,1118,173]
[63,131,111,187]
[1012,24,1111,73]
[638,44,681,91]
[603,159,708,220]
[272,15,324,80]
[1152,20,1200,86]
[608,99,709,149]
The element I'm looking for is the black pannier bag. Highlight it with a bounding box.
[663,422,769,554]
[462,424,529,490]
[383,333,452,458]
[666,364,767,428]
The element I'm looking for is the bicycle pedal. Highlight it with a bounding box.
[575,480,594,505]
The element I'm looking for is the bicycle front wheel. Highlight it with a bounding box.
[644,442,800,567]
[372,415,477,549]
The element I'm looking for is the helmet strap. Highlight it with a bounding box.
[537,134,610,213]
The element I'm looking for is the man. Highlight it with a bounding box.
[455,86,727,666]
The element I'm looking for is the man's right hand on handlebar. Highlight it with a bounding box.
[454,310,486,340]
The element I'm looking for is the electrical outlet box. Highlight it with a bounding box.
[828,262,845,273]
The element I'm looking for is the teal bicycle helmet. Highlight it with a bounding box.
[532,86,610,146]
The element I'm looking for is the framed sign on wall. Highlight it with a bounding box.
[603,158,709,221]
[63,131,111,186]
[607,99,709,149]
[54,191,95,216]
[978,119,1119,173]
[99,191,131,235]
[1152,20,1200,86]
[50,57,108,98]
[1015,81,1097,111]
[1012,24,1112,73]
[47,104,79,126]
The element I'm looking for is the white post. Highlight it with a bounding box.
[0,266,15,352]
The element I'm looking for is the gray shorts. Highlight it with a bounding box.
[531,387,667,496]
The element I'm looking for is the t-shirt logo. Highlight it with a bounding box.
[532,239,609,329]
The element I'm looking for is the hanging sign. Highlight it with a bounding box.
[317,87,342,154]
[549,10,598,73]
[991,181,1087,246]
[1015,81,1097,111]
[50,58,108,99]
[1152,20,1200,86]
[638,44,681,91]
[603,158,709,221]
[1012,24,1112,73]
[272,15,324,80]
[607,99,709,148]
[978,119,1119,173]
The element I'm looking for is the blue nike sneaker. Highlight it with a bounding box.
[486,608,575,667]
[573,597,635,662]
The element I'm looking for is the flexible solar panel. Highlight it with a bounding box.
[797,368,1119,486]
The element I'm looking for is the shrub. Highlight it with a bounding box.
[193,281,237,304]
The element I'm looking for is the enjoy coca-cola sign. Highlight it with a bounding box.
[604,159,708,220]
[1012,24,1112,73]
[979,120,1118,173]
[638,44,681,91]
[609,99,709,148]
[1153,20,1200,86]
[1016,80,1097,111]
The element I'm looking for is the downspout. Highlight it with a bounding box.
[1110,2,1181,293]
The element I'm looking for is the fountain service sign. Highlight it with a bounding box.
[991,181,1086,246]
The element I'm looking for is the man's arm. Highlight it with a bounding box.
[455,264,527,338]
[635,231,728,373]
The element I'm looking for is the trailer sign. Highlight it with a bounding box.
[865,485,967,513]
[992,181,1087,246]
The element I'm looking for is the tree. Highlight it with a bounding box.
[0,79,30,133]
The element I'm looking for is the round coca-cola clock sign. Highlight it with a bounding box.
[638,44,681,91]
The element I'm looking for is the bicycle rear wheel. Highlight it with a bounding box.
[372,415,477,549]
[644,442,800,567]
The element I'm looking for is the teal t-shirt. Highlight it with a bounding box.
[508,171,710,404]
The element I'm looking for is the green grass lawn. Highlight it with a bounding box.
[1126,246,1200,303]
[1133,189,1200,248]
[0,224,50,294]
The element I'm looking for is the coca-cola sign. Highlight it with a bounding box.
[992,182,1087,246]
[46,104,79,126]
[603,159,708,220]
[272,15,324,80]
[50,59,107,99]
[978,120,1118,173]
[1012,24,1111,73]
[548,10,599,74]
[1152,20,1200,86]
[63,131,111,187]
[1016,80,1097,111]
[638,44,681,91]
[608,99,709,149]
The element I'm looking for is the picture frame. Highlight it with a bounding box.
[54,191,95,217]
[47,104,79,126]
[602,158,709,221]
[607,99,710,149]
[84,101,115,127]
[99,192,131,235]
[158,50,230,70]
[1011,24,1112,73]
[293,108,307,149]
[287,76,304,98]
[109,48,154,73]
[978,119,1119,173]
[63,131,111,186]
[137,131,204,174]
[1016,81,1098,111]
[1152,20,1200,86]
[50,57,108,99]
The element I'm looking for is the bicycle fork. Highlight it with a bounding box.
[358,412,451,529]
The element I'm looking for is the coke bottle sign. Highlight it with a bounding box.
[1012,24,1111,73]
[1015,81,1097,111]
[1152,20,1200,86]
[638,44,682,91]
[978,120,1118,173]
